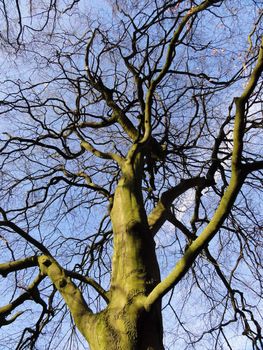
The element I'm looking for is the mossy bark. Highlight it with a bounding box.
[35,154,164,349]
[83,300,164,349]
[82,159,164,349]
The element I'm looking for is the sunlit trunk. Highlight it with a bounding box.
[84,303,164,349]
[82,162,164,349]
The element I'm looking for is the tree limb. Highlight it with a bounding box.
[37,256,92,336]
[0,274,44,328]
[0,220,51,256]
[148,176,209,236]
[65,270,110,304]
[0,256,38,277]
[80,140,124,166]
[144,36,263,311]
[142,0,224,144]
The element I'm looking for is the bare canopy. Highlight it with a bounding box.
[0,0,262,349]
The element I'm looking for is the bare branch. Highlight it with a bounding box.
[145,36,263,311]
[0,256,38,277]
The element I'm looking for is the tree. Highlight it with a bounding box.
[0,0,262,349]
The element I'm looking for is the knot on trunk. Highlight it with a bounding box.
[126,220,143,236]
[58,278,67,289]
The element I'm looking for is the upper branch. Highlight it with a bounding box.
[0,218,50,256]
[84,30,138,142]
[144,35,263,311]
[0,135,84,160]
[148,176,209,236]
[80,139,124,166]
[234,37,263,172]
[141,0,224,144]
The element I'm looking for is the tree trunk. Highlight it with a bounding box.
[83,302,164,349]
[82,161,164,349]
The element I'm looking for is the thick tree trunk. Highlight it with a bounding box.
[82,160,164,349]
[83,302,164,350]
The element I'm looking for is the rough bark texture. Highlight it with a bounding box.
[84,303,164,349]
[87,158,164,349]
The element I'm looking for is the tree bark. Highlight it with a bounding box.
[82,160,164,349]
[83,303,164,350]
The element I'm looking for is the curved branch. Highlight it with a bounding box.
[80,140,124,166]
[142,0,223,144]
[144,36,263,311]
[0,136,84,160]
[148,176,209,236]
[58,166,111,198]
[0,274,44,328]
[0,255,110,303]
[85,30,138,142]
[65,270,110,304]
[37,256,92,336]
[0,220,50,256]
